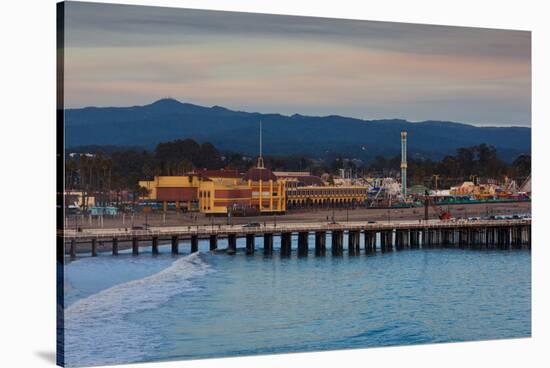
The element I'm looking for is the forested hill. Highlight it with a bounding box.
[65,98,531,162]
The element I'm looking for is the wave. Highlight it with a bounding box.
[63,253,212,367]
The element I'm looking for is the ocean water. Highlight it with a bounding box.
[62,235,531,367]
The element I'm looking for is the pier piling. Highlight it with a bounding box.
[152,236,159,255]
[380,231,392,252]
[364,231,375,253]
[132,237,139,256]
[70,239,76,259]
[191,235,199,253]
[171,236,179,255]
[227,234,237,255]
[281,232,292,257]
[264,233,273,255]
[528,226,531,250]
[348,231,360,255]
[298,232,309,256]
[209,234,217,251]
[91,238,97,257]
[410,230,419,249]
[112,238,118,256]
[331,230,343,256]
[246,234,255,255]
[315,231,326,256]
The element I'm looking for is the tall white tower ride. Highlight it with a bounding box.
[401,131,407,197]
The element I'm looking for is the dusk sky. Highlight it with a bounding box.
[63,2,531,127]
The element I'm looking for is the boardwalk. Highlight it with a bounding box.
[60,218,531,258]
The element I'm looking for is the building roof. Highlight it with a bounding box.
[408,185,428,195]
[243,167,277,182]
[296,175,324,186]
[273,171,311,177]
[194,168,241,179]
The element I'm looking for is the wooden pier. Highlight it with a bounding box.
[61,219,531,259]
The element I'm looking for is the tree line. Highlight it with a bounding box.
[364,144,531,188]
[65,139,531,209]
[65,139,224,209]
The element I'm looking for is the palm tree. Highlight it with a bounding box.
[65,158,77,191]
[79,155,90,211]
[100,157,112,206]
[137,186,151,199]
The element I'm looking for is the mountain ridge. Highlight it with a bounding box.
[65,98,531,162]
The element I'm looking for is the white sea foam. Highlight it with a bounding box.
[63,253,212,367]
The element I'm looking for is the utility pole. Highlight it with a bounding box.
[432,174,440,191]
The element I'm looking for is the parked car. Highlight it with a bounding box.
[243,222,261,228]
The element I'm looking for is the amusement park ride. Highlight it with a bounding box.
[424,191,452,220]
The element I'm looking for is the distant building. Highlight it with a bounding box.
[90,206,118,216]
[64,190,95,208]
[408,185,429,196]
[139,123,371,213]
[139,168,286,215]
[450,181,476,195]
[273,171,324,188]
[274,171,369,207]
[286,185,369,208]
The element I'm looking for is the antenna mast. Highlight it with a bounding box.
[257,120,264,168]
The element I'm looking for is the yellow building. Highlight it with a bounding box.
[274,171,369,208]
[286,185,369,208]
[450,181,498,200]
[138,175,201,211]
[450,181,476,195]
[244,167,286,213]
[138,167,286,215]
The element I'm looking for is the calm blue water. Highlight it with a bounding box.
[63,235,531,367]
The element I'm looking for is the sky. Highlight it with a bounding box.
[63,1,531,127]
